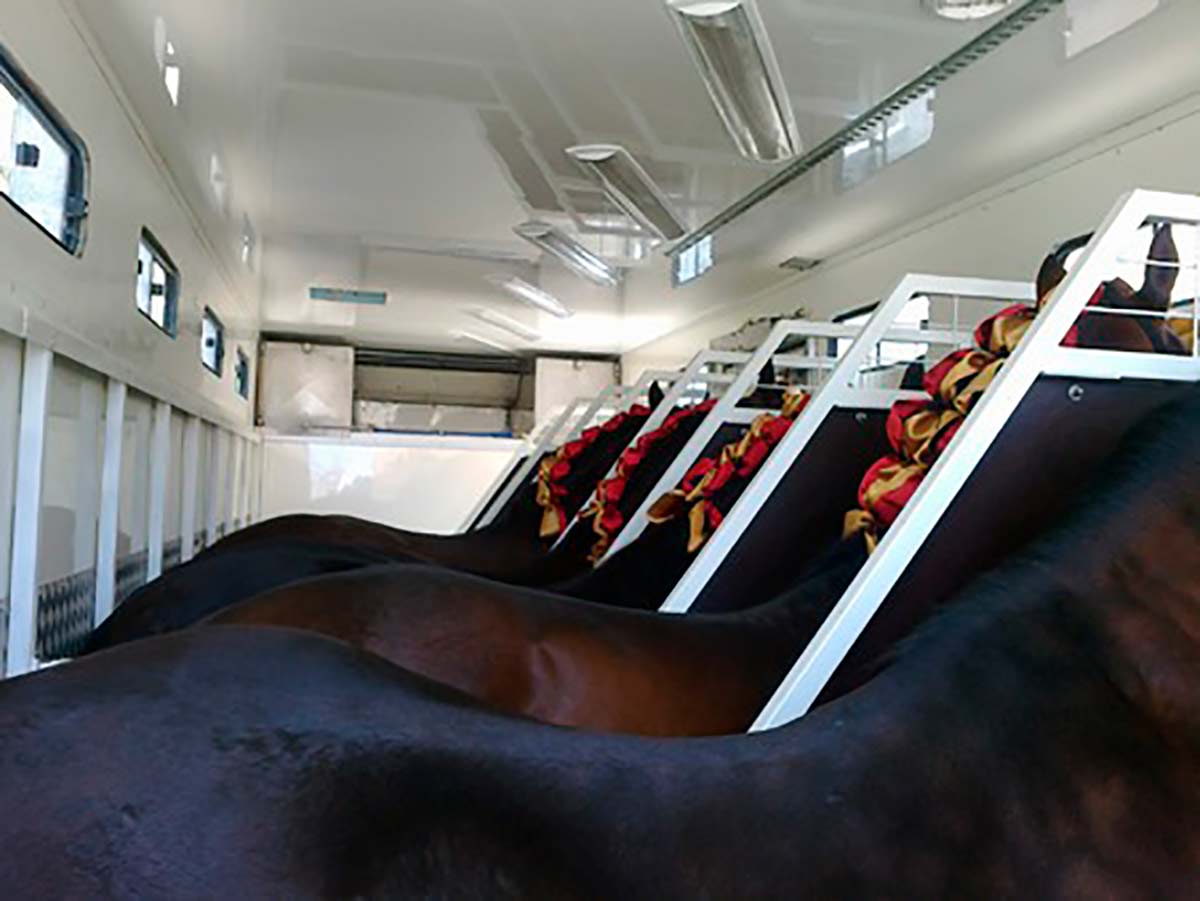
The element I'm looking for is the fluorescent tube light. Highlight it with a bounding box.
[666,0,800,163]
[922,0,1014,20]
[471,308,542,342]
[485,274,573,318]
[566,144,686,240]
[451,330,515,354]
[514,221,620,287]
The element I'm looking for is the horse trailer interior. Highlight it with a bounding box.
[2,0,1199,896]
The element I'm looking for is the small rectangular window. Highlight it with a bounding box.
[0,44,89,255]
[135,229,179,336]
[234,347,251,399]
[201,308,225,376]
[673,234,715,288]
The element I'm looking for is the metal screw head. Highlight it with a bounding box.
[1067,383,1085,403]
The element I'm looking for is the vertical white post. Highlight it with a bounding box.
[74,378,104,577]
[206,425,222,544]
[180,415,200,563]
[225,434,241,535]
[5,343,52,676]
[146,400,171,581]
[248,439,260,520]
[93,379,126,627]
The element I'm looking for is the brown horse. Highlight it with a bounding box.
[206,396,658,580]
[209,540,865,736]
[3,389,1198,896]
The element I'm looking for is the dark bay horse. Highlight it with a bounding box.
[78,400,748,654]
[208,539,866,735]
[3,391,1198,896]
[206,397,658,577]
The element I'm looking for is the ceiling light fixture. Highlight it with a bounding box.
[471,308,542,342]
[922,0,1015,20]
[566,144,686,240]
[513,221,621,287]
[451,330,516,355]
[485,274,573,319]
[665,0,800,163]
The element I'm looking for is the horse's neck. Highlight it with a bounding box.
[1056,479,1200,738]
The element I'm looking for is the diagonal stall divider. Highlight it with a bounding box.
[753,189,1200,730]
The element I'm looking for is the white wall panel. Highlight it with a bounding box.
[261,435,523,534]
[36,358,104,586]
[0,0,258,436]
[118,392,153,560]
[166,411,185,544]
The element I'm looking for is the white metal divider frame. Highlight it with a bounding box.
[753,189,1200,730]
[601,324,875,563]
[5,341,53,676]
[93,378,126,627]
[475,396,592,529]
[557,350,791,551]
[551,360,730,548]
[474,370,684,530]
[655,274,1034,613]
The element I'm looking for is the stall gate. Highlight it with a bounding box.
[0,331,261,678]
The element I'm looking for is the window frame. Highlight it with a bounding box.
[135,228,180,337]
[0,43,90,256]
[200,307,226,378]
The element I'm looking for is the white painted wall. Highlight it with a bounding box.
[534,357,617,426]
[0,0,258,432]
[261,434,524,534]
[624,92,1200,376]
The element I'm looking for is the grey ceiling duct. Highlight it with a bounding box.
[514,220,621,287]
[665,0,800,163]
[566,144,686,240]
[485,274,573,318]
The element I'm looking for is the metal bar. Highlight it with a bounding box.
[553,361,708,547]
[93,379,127,626]
[751,190,1194,730]
[476,399,583,528]
[568,385,622,441]
[603,318,847,560]
[179,415,200,563]
[146,400,171,581]
[205,425,222,546]
[659,275,1035,614]
[1043,347,1200,382]
[5,342,52,676]
[667,0,1065,259]
[225,434,241,536]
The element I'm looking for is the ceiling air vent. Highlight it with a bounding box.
[780,257,821,273]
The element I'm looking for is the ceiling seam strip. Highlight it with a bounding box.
[666,0,1065,259]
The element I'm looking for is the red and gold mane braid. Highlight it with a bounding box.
[534,404,652,539]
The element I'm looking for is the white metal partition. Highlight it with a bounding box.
[655,275,1034,612]
[602,323,892,562]
[753,190,1200,729]
[554,351,760,547]
[474,369,686,529]
[0,322,261,677]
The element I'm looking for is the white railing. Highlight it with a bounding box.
[654,276,1033,614]
[473,368,690,529]
[0,321,261,677]
[753,189,1200,730]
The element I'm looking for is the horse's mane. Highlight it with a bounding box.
[884,386,1200,670]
